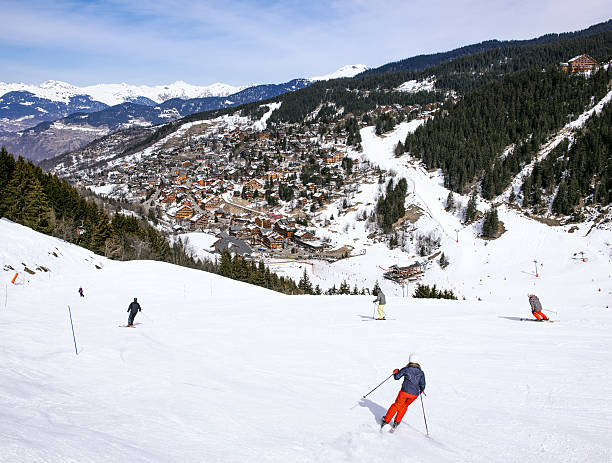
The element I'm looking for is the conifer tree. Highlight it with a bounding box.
[465,191,477,223]
[482,207,499,238]
[445,191,455,211]
[298,268,313,294]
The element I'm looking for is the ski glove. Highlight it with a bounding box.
[393,369,399,374]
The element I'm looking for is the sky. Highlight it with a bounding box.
[1,0,610,86]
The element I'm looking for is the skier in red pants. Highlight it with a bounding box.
[381,354,426,430]
[528,294,549,321]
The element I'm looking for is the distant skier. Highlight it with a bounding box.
[381,354,426,431]
[528,294,549,321]
[373,289,386,320]
[127,297,142,327]
[78,287,84,297]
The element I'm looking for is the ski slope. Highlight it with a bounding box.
[1,218,611,462]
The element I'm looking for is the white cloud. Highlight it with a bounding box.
[0,0,609,85]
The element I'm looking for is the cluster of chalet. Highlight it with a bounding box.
[73,100,445,258]
[208,213,329,256]
[560,54,598,73]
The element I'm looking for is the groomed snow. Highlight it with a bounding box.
[1,216,611,462]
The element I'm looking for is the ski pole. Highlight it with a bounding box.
[362,373,393,398]
[543,309,558,314]
[420,394,429,436]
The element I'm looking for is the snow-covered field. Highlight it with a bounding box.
[1,217,611,462]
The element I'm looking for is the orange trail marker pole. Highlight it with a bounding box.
[11,273,18,284]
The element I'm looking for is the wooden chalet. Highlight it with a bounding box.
[258,230,284,249]
[561,54,598,73]
[274,219,296,239]
[175,205,194,220]
[383,262,424,282]
[202,195,222,210]
[325,151,345,164]
[255,216,273,228]
[190,214,210,231]
[245,179,264,190]
[160,192,176,204]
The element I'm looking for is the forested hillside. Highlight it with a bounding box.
[361,19,612,76]
[402,66,612,197]
[522,100,612,214]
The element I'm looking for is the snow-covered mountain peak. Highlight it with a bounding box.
[309,64,369,81]
[0,80,249,106]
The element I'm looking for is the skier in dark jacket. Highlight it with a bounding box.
[127,298,142,326]
[381,353,426,430]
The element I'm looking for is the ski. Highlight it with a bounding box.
[119,325,135,327]
[519,318,554,322]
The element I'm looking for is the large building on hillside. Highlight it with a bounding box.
[560,54,598,73]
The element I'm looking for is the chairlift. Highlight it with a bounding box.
[77,220,86,236]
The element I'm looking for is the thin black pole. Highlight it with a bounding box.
[363,373,393,398]
[420,394,429,436]
[67,305,78,355]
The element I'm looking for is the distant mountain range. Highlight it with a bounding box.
[0,67,367,161]
[0,65,368,161]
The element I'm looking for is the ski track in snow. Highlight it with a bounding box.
[1,217,612,462]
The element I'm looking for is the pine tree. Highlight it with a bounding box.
[445,191,455,211]
[465,191,477,223]
[552,180,569,215]
[339,280,350,295]
[482,207,499,238]
[298,268,313,294]
[372,280,381,296]
[23,174,54,233]
[218,249,233,278]
[508,189,516,204]
[91,213,113,255]
[394,141,404,157]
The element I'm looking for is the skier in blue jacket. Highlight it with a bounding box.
[381,354,426,430]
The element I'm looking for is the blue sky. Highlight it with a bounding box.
[1,0,609,86]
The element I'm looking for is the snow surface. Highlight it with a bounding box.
[1,196,611,463]
[309,64,369,81]
[397,77,436,93]
[0,80,246,106]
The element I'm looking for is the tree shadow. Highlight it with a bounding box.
[358,398,387,424]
